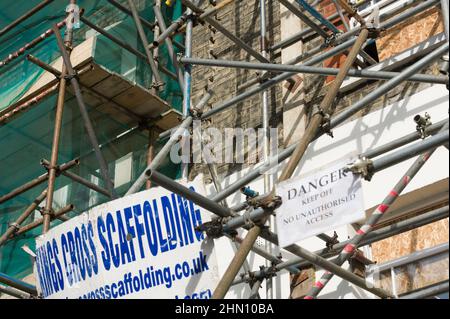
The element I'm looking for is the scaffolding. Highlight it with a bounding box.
[0,0,448,299]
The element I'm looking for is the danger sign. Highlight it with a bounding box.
[276,157,365,247]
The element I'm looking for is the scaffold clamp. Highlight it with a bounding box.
[326,231,339,250]
[190,106,203,119]
[414,112,432,139]
[252,195,282,211]
[345,156,374,181]
[195,218,224,238]
[365,6,381,38]
[8,222,20,232]
[64,72,78,81]
[315,108,334,138]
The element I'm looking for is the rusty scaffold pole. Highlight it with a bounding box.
[42,0,77,234]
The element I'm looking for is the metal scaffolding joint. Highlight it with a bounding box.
[196,218,225,238]
[345,156,374,181]
[367,27,381,39]
[415,113,432,139]
[242,208,260,228]
[314,107,334,137]
[8,222,20,232]
[325,231,339,250]
[151,80,165,90]
[246,265,278,284]
[253,195,283,211]
[325,33,338,46]
[240,186,259,199]
[189,106,203,119]
[39,207,53,217]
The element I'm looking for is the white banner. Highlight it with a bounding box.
[34,177,220,299]
[276,157,365,247]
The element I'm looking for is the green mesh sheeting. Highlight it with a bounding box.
[0,0,184,280]
[0,0,101,112]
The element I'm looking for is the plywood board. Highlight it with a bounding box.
[78,64,110,87]
[112,83,171,118]
[371,218,449,264]
[91,73,131,99]
[154,109,183,131]
[95,103,136,127]
[376,7,444,61]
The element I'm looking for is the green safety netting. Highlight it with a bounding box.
[0,0,184,280]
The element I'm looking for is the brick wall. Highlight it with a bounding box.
[189,0,283,181]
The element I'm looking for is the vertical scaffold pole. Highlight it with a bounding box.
[42,0,76,234]
[181,2,195,180]
[260,0,274,299]
[145,0,162,189]
[154,4,185,90]
[440,0,449,41]
[127,0,164,90]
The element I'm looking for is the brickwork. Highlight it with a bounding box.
[189,0,283,181]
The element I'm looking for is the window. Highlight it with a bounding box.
[114,153,132,188]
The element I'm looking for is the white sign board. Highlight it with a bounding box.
[276,158,365,247]
[34,178,220,299]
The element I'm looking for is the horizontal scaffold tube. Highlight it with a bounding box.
[13,204,74,237]
[0,284,31,299]
[249,0,439,86]
[331,43,449,128]
[0,272,37,296]
[0,158,79,205]
[362,119,449,159]
[372,130,449,173]
[399,281,449,299]
[227,119,449,216]
[41,159,111,197]
[180,57,449,85]
[166,2,442,137]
